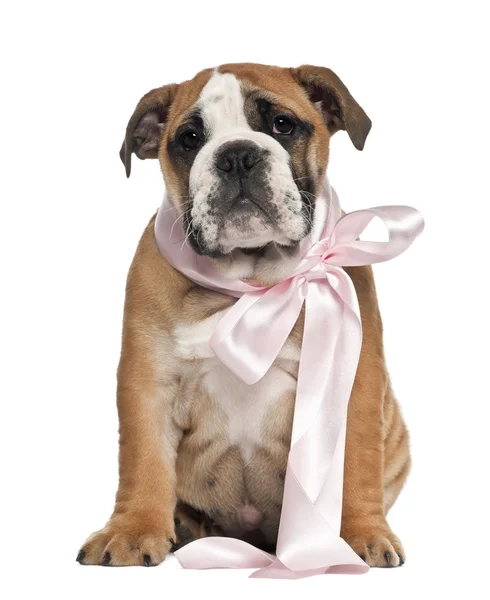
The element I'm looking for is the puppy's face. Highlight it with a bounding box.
[121,64,371,264]
[172,72,312,257]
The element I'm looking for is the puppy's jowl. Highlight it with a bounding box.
[78,64,408,568]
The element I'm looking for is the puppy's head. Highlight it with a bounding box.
[121,64,370,272]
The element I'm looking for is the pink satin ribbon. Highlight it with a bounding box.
[154,181,424,579]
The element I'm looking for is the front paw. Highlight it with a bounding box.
[77,512,175,567]
[342,521,405,568]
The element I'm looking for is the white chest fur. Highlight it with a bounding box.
[173,310,298,462]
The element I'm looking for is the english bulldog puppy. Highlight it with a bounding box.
[77,64,409,568]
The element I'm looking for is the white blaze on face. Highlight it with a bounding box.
[199,71,250,135]
[189,71,305,254]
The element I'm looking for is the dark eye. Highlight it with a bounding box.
[272,115,295,135]
[180,129,201,151]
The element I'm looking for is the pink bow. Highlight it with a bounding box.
[155,182,424,579]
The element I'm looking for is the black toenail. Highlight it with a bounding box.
[174,517,181,527]
[169,537,176,546]
[384,551,392,565]
[76,549,86,564]
[359,552,366,562]
[102,552,111,566]
[398,554,405,566]
[207,476,216,486]
[143,554,152,567]
[279,471,286,481]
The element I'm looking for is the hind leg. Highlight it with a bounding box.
[172,502,222,550]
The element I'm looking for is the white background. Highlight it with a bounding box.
[1,1,489,598]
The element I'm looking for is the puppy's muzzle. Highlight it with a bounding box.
[214,140,270,215]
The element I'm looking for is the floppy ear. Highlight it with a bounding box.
[120,83,178,177]
[292,65,371,150]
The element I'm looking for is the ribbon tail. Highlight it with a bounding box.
[251,275,368,577]
[175,537,274,570]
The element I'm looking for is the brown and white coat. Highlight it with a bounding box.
[78,64,410,569]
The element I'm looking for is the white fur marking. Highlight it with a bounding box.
[173,309,299,461]
[204,364,296,463]
[199,72,250,135]
[173,311,226,360]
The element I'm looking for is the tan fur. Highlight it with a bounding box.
[79,64,409,569]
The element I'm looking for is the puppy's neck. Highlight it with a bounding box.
[210,243,303,286]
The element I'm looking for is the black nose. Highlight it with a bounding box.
[215,141,263,175]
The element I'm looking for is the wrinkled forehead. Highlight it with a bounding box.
[166,66,316,139]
